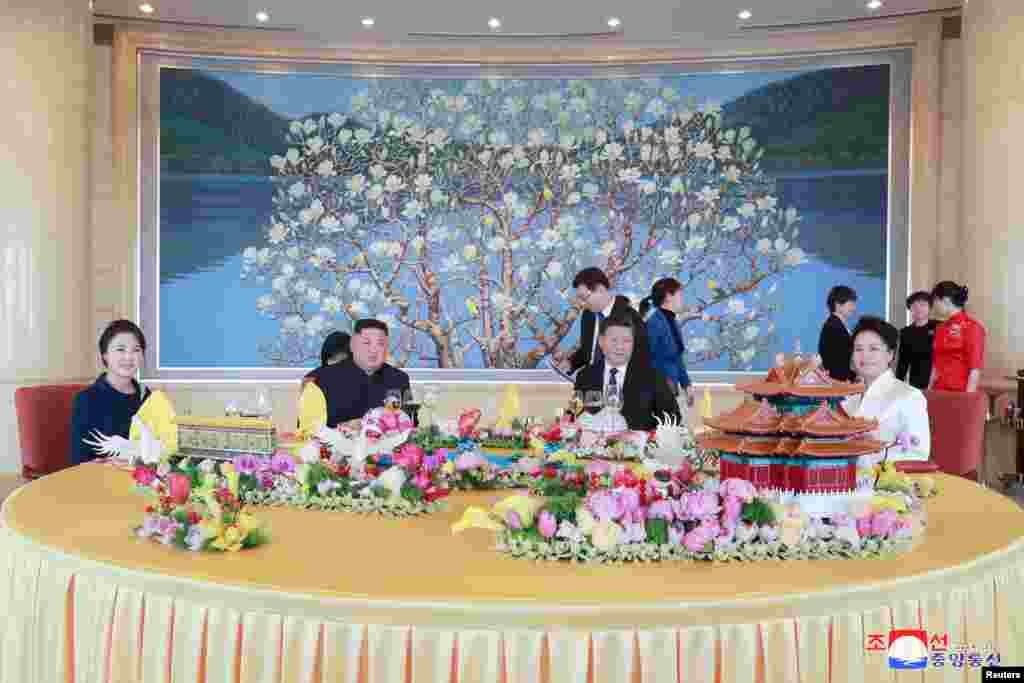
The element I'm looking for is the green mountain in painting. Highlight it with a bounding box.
[722,64,889,170]
[160,69,290,174]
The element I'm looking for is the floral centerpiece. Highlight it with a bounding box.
[133,460,269,552]
[453,461,927,563]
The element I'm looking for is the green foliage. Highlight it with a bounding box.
[400,482,424,503]
[544,493,583,522]
[741,499,775,526]
[645,519,669,545]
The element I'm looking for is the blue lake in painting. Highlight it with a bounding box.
[159,171,887,370]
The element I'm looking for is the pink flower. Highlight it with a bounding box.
[722,495,744,526]
[233,454,260,475]
[685,491,720,519]
[870,509,898,538]
[585,460,611,477]
[588,491,625,521]
[830,513,853,528]
[414,472,430,489]
[394,443,424,469]
[271,452,296,474]
[455,451,488,471]
[700,518,722,538]
[856,516,872,538]
[133,466,156,487]
[538,511,557,539]
[719,478,756,502]
[458,409,482,438]
[683,526,713,552]
[378,410,401,432]
[423,449,447,471]
[168,473,191,504]
[506,510,522,530]
[618,488,641,518]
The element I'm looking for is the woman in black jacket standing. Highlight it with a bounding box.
[817,285,858,381]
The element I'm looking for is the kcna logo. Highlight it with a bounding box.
[887,630,929,670]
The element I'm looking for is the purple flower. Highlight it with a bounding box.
[894,431,922,453]
[259,473,275,489]
[856,516,872,538]
[830,513,853,528]
[138,514,160,538]
[157,516,178,536]
[455,451,488,472]
[233,454,260,475]
[271,452,296,475]
[618,488,641,518]
[719,521,737,542]
[506,510,523,530]
[185,525,207,552]
[892,518,914,540]
[538,511,557,539]
[646,499,675,522]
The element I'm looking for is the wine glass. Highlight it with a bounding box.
[583,390,604,416]
[403,388,421,427]
[255,388,271,417]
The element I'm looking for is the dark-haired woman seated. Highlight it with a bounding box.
[303,331,351,390]
[842,316,930,463]
[70,320,150,465]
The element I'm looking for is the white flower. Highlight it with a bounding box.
[689,337,711,353]
[463,245,478,261]
[280,263,295,277]
[784,248,807,267]
[337,129,352,145]
[744,324,760,342]
[369,164,388,180]
[687,213,703,228]
[270,274,288,293]
[303,119,318,134]
[289,121,303,136]
[291,277,306,292]
[426,128,448,147]
[756,238,773,255]
[685,235,706,252]
[545,261,564,278]
[728,299,747,316]
[327,112,345,127]
[591,519,624,551]
[664,127,681,145]
[354,129,371,145]
[618,168,642,184]
[738,203,757,218]
[599,240,617,257]
[348,174,366,194]
[694,141,715,159]
[243,246,258,261]
[488,236,507,252]
[527,128,547,147]
[321,296,342,314]
[306,288,322,304]
[699,186,720,204]
[320,215,341,233]
[774,238,790,252]
[342,213,359,229]
[539,229,560,250]
[299,199,325,225]
[386,242,403,258]
[639,181,657,195]
[288,182,307,199]
[566,191,582,205]
[724,166,741,183]
[414,174,432,193]
[370,241,390,258]
[372,466,406,501]
[384,175,404,193]
[605,143,624,162]
[366,185,384,202]
[717,146,732,161]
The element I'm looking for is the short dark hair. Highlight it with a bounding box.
[932,280,969,308]
[98,320,146,366]
[572,267,610,292]
[354,318,389,336]
[826,285,858,313]
[598,314,635,337]
[320,331,351,366]
[905,291,933,309]
[852,316,899,353]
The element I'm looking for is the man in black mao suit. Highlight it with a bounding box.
[560,267,649,375]
[817,285,858,382]
[573,314,679,431]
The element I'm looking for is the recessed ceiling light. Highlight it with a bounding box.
[361,16,375,27]
[866,0,883,9]
[255,11,269,22]
[138,3,154,13]
[607,16,621,28]
[737,9,753,20]
[487,17,502,30]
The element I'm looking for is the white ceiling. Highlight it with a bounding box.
[93,0,959,44]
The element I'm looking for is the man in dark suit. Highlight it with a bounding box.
[573,314,679,431]
[313,319,411,428]
[559,267,648,376]
[817,285,858,382]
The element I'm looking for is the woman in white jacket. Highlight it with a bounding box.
[842,316,931,463]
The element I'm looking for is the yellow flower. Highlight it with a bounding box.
[870,494,909,515]
[221,463,239,496]
[202,490,223,523]
[451,506,504,534]
[197,519,222,540]
[543,186,554,201]
[575,505,596,534]
[211,523,246,552]
[483,215,494,225]
[708,279,718,290]
[442,460,456,475]
[546,450,576,465]
[628,462,652,480]
[493,494,545,529]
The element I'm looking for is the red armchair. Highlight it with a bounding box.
[924,389,989,480]
[14,383,88,479]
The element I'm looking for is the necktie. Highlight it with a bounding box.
[592,312,605,366]
[608,367,619,404]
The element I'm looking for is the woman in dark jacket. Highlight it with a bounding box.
[303,331,351,388]
[70,320,150,465]
[640,278,694,409]
[817,285,858,381]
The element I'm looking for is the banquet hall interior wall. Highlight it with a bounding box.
[2,0,1022,475]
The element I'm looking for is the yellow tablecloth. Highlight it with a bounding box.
[1,466,1023,682]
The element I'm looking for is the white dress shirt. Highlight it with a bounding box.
[590,299,617,365]
[602,361,628,404]
[842,369,930,462]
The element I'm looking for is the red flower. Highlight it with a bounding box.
[187,510,200,525]
[144,505,154,514]
[133,466,157,487]
[542,466,558,480]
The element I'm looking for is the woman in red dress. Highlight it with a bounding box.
[929,281,986,392]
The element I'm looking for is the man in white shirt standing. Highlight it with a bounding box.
[573,315,678,431]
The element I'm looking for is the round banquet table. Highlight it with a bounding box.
[2,467,1024,683]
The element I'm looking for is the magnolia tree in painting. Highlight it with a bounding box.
[241,79,807,369]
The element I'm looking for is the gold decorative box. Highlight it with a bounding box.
[174,416,276,459]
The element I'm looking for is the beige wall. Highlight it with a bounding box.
[0,1,95,473]
[1,16,973,472]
